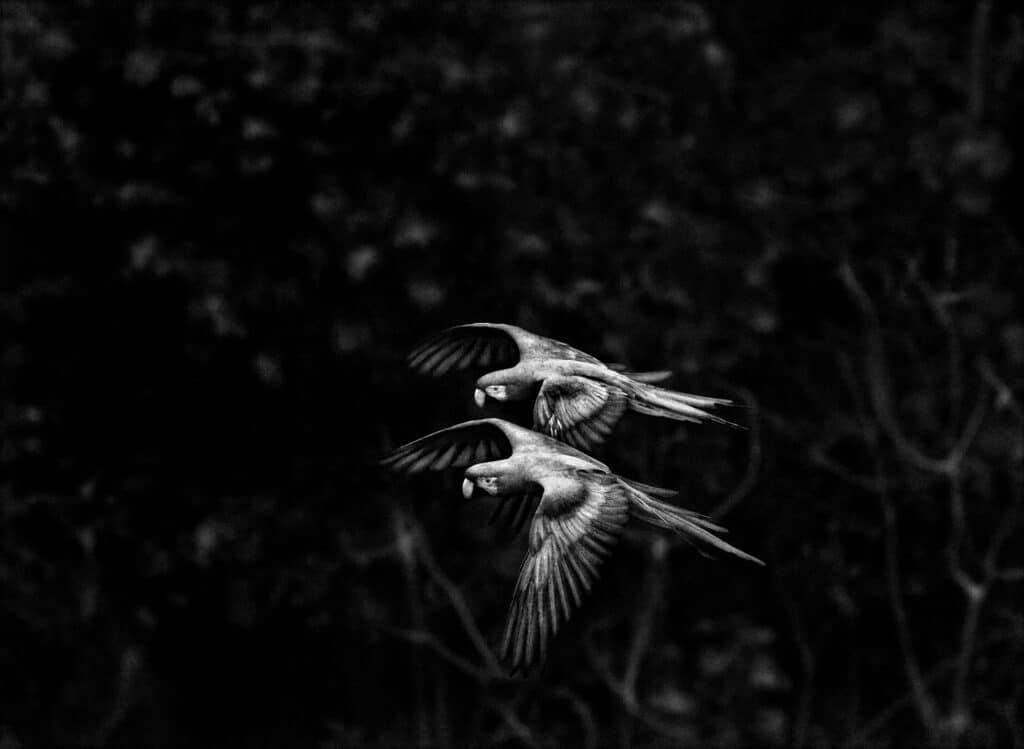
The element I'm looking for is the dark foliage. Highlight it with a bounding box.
[1,1,1022,747]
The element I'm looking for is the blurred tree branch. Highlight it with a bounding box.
[839,258,1022,741]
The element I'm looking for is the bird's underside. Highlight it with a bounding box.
[380,417,762,673]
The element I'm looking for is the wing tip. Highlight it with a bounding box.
[378,451,402,470]
[741,550,767,567]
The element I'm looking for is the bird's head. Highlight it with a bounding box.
[462,468,504,498]
[474,385,507,406]
[474,375,529,407]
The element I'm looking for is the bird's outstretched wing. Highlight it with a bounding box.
[533,375,628,450]
[501,470,629,674]
[408,323,605,376]
[380,419,515,473]
[407,324,523,376]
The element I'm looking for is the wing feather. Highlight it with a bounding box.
[462,336,487,368]
[500,471,629,674]
[380,419,514,474]
[533,375,628,450]
[408,324,522,376]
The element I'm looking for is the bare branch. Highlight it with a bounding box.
[393,510,430,748]
[621,538,666,709]
[979,357,1024,419]
[947,390,990,468]
[947,385,1024,732]
[951,585,985,729]
[879,490,939,735]
[339,533,403,567]
[809,449,886,493]
[839,263,990,476]
[413,526,504,677]
[485,698,538,748]
[544,687,598,749]
[945,471,981,600]
[373,618,495,683]
[839,264,951,474]
[843,657,958,747]
[583,637,696,743]
[914,275,963,423]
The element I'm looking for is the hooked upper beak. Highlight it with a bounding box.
[474,388,486,407]
[462,477,475,499]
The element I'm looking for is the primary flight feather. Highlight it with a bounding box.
[407,323,736,450]
[380,418,762,674]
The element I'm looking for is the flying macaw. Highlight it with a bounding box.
[407,323,737,450]
[380,418,762,673]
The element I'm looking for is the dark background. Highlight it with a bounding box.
[2,1,1023,747]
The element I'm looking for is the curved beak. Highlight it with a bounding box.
[461,477,475,499]
[474,388,486,407]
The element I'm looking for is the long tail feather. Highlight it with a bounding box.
[618,369,674,384]
[624,484,763,565]
[619,476,678,499]
[654,387,734,408]
[629,383,741,428]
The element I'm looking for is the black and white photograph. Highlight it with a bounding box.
[1,1,1023,747]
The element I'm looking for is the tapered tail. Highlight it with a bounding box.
[624,483,763,565]
[628,382,740,428]
[619,476,678,499]
[618,369,674,384]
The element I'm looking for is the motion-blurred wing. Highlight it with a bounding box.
[407,324,522,376]
[533,375,628,450]
[380,419,513,474]
[501,471,629,673]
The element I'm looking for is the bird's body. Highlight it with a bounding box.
[381,418,762,673]
[408,323,736,449]
[480,357,617,386]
